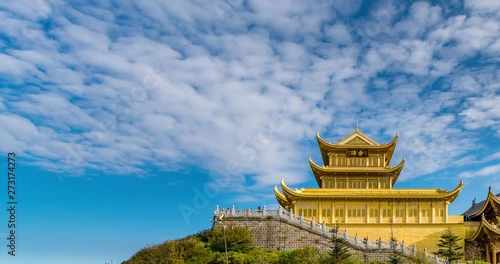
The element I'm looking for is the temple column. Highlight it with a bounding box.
[329,155,332,167]
[431,201,434,223]
[444,201,449,223]
[418,201,421,223]
[405,201,408,223]
[366,202,370,223]
[492,245,496,264]
[378,201,382,224]
[344,202,348,223]
[321,177,325,189]
[486,245,490,263]
[318,201,322,223]
[331,201,334,223]
[391,201,395,223]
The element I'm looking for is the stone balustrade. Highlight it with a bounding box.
[214,205,447,264]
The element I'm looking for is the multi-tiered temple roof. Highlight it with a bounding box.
[274,127,463,213]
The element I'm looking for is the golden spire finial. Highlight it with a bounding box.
[356,118,359,131]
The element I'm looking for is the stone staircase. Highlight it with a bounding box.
[213,206,446,264]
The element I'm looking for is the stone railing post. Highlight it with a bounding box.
[412,244,416,256]
[424,248,427,256]
[311,217,315,229]
[246,208,250,217]
[355,233,359,246]
[365,237,369,250]
[322,222,326,233]
[378,238,382,249]
[278,207,282,218]
[215,205,219,215]
[344,229,348,240]
[231,205,235,216]
[434,254,438,264]
[300,212,304,225]
[263,205,267,217]
[401,241,406,254]
[289,209,294,220]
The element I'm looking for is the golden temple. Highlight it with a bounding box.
[274,127,500,260]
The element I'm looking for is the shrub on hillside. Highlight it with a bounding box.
[122,236,213,264]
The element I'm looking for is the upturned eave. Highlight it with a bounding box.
[467,188,500,219]
[466,214,500,241]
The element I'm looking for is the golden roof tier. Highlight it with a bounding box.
[276,179,463,203]
[466,214,500,242]
[463,187,500,221]
[316,128,398,167]
[309,157,405,188]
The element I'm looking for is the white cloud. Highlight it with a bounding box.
[0,0,498,194]
[461,95,500,132]
[459,164,500,179]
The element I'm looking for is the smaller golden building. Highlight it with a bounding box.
[274,128,465,253]
[464,189,500,263]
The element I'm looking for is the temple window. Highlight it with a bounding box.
[394,207,405,223]
[421,207,431,223]
[347,208,366,223]
[408,207,418,223]
[382,208,392,222]
[369,208,379,223]
[434,208,444,223]
[334,208,344,223]
[367,180,377,189]
[322,209,331,217]
[350,181,365,189]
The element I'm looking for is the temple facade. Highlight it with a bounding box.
[463,189,500,263]
[274,128,465,254]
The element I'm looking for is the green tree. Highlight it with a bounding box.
[122,236,214,264]
[433,228,464,264]
[387,237,403,264]
[245,248,280,264]
[205,224,255,253]
[324,226,351,264]
[387,253,403,264]
[278,247,322,264]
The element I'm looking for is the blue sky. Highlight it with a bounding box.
[0,0,499,263]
